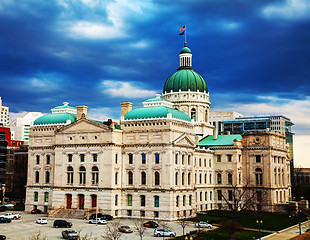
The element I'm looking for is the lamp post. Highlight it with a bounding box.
[298,210,302,235]
[256,220,263,240]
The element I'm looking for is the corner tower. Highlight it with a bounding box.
[162,42,213,136]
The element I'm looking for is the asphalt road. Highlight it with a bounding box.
[0,212,204,240]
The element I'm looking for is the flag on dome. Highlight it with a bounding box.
[179,25,185,35]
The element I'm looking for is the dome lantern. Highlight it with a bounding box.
[179,42,192,68]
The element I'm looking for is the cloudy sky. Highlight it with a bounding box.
[1,0,309,166]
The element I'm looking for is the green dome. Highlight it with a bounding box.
[163,67,208,93]
[124,106,191,122]
[180,47,191,54]
[34,113,77,125]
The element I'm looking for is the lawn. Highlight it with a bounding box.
[192,210,308,231]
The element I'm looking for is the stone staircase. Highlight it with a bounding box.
[51,208,87,219]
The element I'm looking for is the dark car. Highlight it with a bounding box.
[0,235,6,240]
[0,206,6,212]
[53,220,72,228]
[61,230,78,239]
[90,213,113,221]
[143,221,158,228]
[0,217,11,223]
[31,209,42,214]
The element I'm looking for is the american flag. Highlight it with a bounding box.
[180,25,186,32]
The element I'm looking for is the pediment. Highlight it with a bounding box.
[57,118,112,133]
[173,134,196,147]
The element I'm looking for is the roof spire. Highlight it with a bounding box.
[184,42,187,47]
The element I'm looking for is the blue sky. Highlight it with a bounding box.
[1,0,310,165]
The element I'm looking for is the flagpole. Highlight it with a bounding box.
[185,25,187,44]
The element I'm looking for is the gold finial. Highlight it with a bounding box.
[184,42,187,47]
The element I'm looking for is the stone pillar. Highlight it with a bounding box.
[120,102,133,117]
[76,106,88,120]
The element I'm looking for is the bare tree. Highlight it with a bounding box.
[28,231,47,240]
[134,218,148,240]
[177,218,189,238]
[80,232,97,240]
[101,221,123,240]
[158,219,170,240]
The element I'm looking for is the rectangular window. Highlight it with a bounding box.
[140,210,145,217]
[155,154,160,164]
[140,195,146,207]
[68,154,72,162]
[115,195,118,206]
[154,211,159,218]
[46,155,50,165]
[129,154,133,164]
[93,154,97,162]
[228,190,233,201]
[210,191,212,201]
[127,210,132,216]
[154,196,159,207]
[142,154,146,164]
[34,192,38,202]
[227,155,232,162]
[256,155,261,163]
[80,154,85,162]
[127,195,132,206]
[217,190,222,200]
[115,154,118,164]
[238,155,241,162]
[175,154,178,164]
[217,155,221,162]
[182,155,185,165]
[36,155,40,165]
[44,192,49,202]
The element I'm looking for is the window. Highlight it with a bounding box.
[188,155,191,165]
[175,154,178,164]
[176,196,179,207]
[228,173,232,185]
[140,211,145,217]
[210,191,212,201]
[142,154,146,164]
[127,195,132,206]
[182,155,185,165]
[115,195,118,206]
[183,195,186,206]
[256,155,261,163]
[239,173,241,185]
[34,192,38,202]
[79,166,86,185]
[199,174,202,184]
[91,195,97,208]
[204,174,207,184]
[115,154,118,164]
[217,155,221,162]
[217,173,222,184]
[205,191,208,201]
[80,154,85,162]
[93,154,98,162]
[141,171,146,185]
[238,155,241,162]
[217,190,222,200]
[129,154,133,164]
[45,171,50,184]
[46,155,50,164]
[155,154,160,164]
[128,171,133,185]
[154,211,159,218]
[209,174,212,184]
[155,172,160,185]
[92,166,99,185]
[209,159,212,167]
[140,195,146,206]
[36,155,40,165]
[227,155,232,162]
[182,172,185,185]
[35,171,39,183]
[115,172,118,184]
[189,195,192,205]
[199,158,201,167]
[127,210,132,216]
[188,172,191,185]
[154,196,159,207]
[191,108,196,121]
[175,172,178,185]
[255,168,263,186]
[68,154,72,162]
[67,166,73,184]
[228,190,233,201]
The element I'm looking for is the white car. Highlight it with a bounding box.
[88,218,107,224]
[195,221,213,228]
[36,218,48,224]
[154,228,176,237]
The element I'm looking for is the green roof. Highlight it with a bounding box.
[163,67,208,93]
[52,105,76,110]
[144,97,171,102]
[199,134,242,146]
[180,47,191,54]
[34,113,77,125]
[124,106,191,122]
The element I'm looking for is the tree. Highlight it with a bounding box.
[134,218,148,240]
[218,220,243,240]
[28,231,47,240]
[101,221,123,240]
[177,218,189,238]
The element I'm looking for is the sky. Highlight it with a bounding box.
[0,0,309,166]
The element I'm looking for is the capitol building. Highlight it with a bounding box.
[25,43,291,220]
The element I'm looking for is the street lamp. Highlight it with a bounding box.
[256,220,263,240]
[298,210,302,235]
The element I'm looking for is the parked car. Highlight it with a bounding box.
[154,228,176,237]
[0,217,11,223]
[118,225,133,233]
[195,221,213,228]
[0,206,6,212]
[89,213,113,221]
[31,209,42,214]
[0,235,6,240]
[0,213,20,220]
[143,221,158,228]
[88,218,107,224]
[36,218,48,224]
[61,229,78,239]
[53,220,72,228]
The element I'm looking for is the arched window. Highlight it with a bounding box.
[141,171,146,185]
[155,172,160,185]
[128,171,133,185]
[228,173,232,185]
[274,168,277,185]
[183,195,186,206]
[79,166,86,185]
[205,110,208,122]
[67,166,73,184]
[92,166,99,185]
[189,195,192,205]
[255,168,263,186]
[217,173,222,184]
[115,172,118,185]
[35,171,39,183]
[204,174,207,184]
[45,171,50,184]
[191,108,196,121]
[175,172,178,185]
[188,172,191,185]
[182,172,185,185]
[199,173,202,184]
[176,196,179,207]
